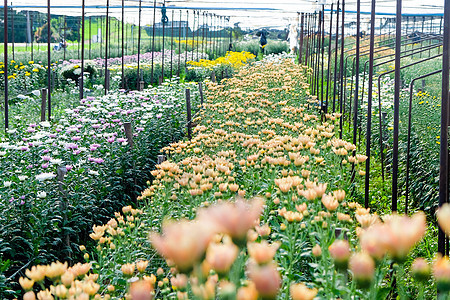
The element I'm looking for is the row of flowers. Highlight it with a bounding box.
[2,50,210,102]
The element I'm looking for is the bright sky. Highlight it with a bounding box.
[7,0,446,29]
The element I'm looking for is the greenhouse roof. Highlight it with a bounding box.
[4,0,446,29]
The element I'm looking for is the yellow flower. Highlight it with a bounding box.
[25,72,31,76]
[29,61,34,64]
[33,68,39,72]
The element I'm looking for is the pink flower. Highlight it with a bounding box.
[65,143,78,150]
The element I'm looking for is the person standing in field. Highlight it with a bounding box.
[256,29,269,54]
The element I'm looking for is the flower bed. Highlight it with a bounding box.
[185,51,256,82]
[1,80,202,297]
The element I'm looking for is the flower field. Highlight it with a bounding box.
[12,55,450,300]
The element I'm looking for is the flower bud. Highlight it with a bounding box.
[23,291,36,300]
[130,280,154,300]
[247,261,281,299]
[19,277,34,291]
[206,242,239,275]
[329,240,351,270]
[433,255,450,292]
[136,260,149,273]
[349,252,375,289]
[171,274,188,291]
[290,283,318,300]
[411,258,431,282]
[312,244,322,258]
[237,282,258,300]
[121,263,135,276]
[437,203,450,236]
[248,241,280,265]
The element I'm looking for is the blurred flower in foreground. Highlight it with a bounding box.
[437,203,450,236]
[329,240,351,270]
[411,258,431,282]
[237,282,258,300]
[247,261,281,300]
[149,219,216,273]
[130,279,154,300]
[290,282,318,300]
[360,212,426,263]
[349,252,375,289]
[206,241,239,275]
[433,255,450,292]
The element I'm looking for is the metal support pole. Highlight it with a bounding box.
[186,89,192,140]
[11,6,14,61]
[203,12,207,55]
[392,0,402,212]
[332,1,340,112]
[299,13,304,64]
[339,1,345,139]
[31,12,34,61]
[325,3,334,113]
[104,0,110,95]
[364,0,376,208]
[80,0,85,100]
[151,0,157,85]
[351,0,361,182]
[438,0,450,255]
[89,16,92,59]
[171,9,174,76]
[137,0,142,85]
[305,13,310,67]
[178,10,181,76]
[4,0,8,129]
[185,11,189,70]
[47,0,51,120]
[192,10,196,62]
[162,1,166,83]
[121,0,125,89]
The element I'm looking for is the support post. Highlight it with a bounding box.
[4,0,8,129]
[186,89,192,140]
[391,0,402,212]
[438,0,450,256]
[364,0,376,208]
[123,122,134,149]
[41,88,47,122]
[199,82,204,106]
